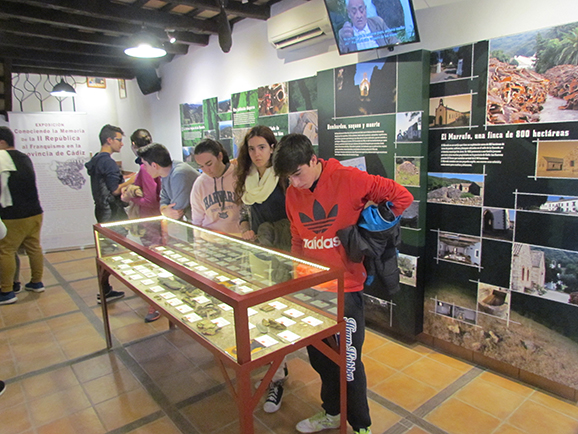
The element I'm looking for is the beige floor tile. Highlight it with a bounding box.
[255,391,325,434]
[529,390,578,420]
[402,356,464,390]
[113,321,161,343]
[478,371,534,397]
[11,338,57,360]
[126,416,183,434]
[36,408,106,434]
[0,301,44,327]
[52,258,97,280]
[404,427,432,434]
[366,341,423,370]
[60,334,106,359]
[454,377,527,420]
[285,356,320,390]
[17,348,67,376]
[492,424,527,434]
[47,311,90,333]
[27,384,92,426]
[72,352,126,383]
[426,352,473,372]
[156,367,219,404]
[0,359,17,380]
[507,400,578,434]
[180,388,240,433]
[411,344,435,355]
[0,402,33,434]
[363,355,397,388]
[425,397,501,434]
[140,350,195,381]
[0,381,27,409]
[94,388,161,431]
[367,397,402,432]
[372,372,437,411]
[363,331,390,353]
[36,287,79,317]
[0,342,11,363]
[214,418,272,434]
[6,320,51,341]
[21,366,80,400]
[84,366,141,405]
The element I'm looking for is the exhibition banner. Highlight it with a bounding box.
[425,21,578,389]
[9,112,95,250]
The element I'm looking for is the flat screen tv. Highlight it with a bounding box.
[323,0,420,55]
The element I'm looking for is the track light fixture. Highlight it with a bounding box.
[166,29,176,44]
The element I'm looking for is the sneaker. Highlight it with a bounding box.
[97,289,125,304]
[145,306,161,323]
[25,281,45,293]
[13,282,21,293]
[0,292,17,305]
[263,382,284,413]
[0,380,5,397]
[255,362,289,389]
[296,411,340,433]
[354,429,371,434]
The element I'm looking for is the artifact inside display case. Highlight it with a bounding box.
[95,216,341,362]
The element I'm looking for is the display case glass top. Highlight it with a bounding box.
[94,216,343,363]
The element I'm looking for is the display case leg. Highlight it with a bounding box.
[237,368,255,434]
[97,265,113,349]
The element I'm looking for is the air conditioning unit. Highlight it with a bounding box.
[267,0,333,50]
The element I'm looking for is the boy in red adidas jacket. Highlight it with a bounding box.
[273,134,413,434]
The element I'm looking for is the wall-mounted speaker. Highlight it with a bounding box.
[135,66,162,95]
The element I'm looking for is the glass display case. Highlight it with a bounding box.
[93,216,347,434]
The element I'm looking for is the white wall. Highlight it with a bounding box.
[146,0,578,162]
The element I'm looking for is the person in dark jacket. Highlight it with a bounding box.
[85,124,133,303]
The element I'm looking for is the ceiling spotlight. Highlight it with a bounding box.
[50,79,76,97]
[124,31,167,58]
[166,30,176,44]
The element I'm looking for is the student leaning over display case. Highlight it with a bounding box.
[190,139,242,236]
[137,143,200,222]
[234,125,290,413]
[273,133,413,434]
[121,129,163,323]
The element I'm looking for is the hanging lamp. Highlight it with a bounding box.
[50,79,76,97]
[124,31,167,58]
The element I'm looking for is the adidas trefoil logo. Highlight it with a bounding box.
[299,200,338,234]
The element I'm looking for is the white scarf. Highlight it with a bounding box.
[0,150,16,208]
[242,165,278,205]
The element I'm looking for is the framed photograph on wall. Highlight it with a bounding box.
[87,77,106,88]
[118,79,127,99]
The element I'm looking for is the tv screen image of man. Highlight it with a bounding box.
[338,0,399,54]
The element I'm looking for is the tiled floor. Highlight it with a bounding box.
[2,248,578,434]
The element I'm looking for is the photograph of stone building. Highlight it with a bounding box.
[536,140,578,179]
[428,94,471,127]
[437,231,482,266]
